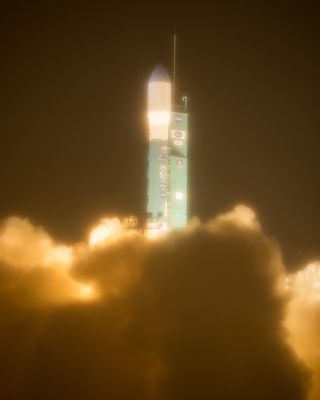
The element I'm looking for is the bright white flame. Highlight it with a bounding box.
[89,218,123,248]
[145,222,168,240]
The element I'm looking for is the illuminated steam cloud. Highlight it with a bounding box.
[286,262,320,400]
[0,216,73,269]
[0,216,94,304]
[0,206,316,399]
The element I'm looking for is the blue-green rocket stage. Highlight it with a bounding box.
[147,65,189,231]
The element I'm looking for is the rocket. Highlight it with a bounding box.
[146,65,189,231]
[148,65,172,141]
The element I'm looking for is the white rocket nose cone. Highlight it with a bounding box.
[149,64,171,83]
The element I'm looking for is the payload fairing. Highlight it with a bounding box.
[147,65,189,231]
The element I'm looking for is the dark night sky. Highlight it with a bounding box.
[0,0,319,268]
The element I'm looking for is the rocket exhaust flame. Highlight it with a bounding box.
[89,218,123,248]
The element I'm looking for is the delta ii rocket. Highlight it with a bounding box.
[146,64,189,231]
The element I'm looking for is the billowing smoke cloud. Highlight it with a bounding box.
[0,206,316,399]
[286,262,320,400]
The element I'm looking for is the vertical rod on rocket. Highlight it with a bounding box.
[173,33,177,106]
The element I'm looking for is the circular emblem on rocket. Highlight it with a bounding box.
[159,181,167,189]
[160,166,168,180]
[172,130,185,139]
[176,159,184,168]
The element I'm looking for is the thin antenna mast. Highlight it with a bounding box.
[173,33,177,106]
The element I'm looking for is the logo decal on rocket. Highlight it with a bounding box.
[172,130,185,139]
[160,166,168,181]
[176,159,184,168]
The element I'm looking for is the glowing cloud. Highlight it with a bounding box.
[290,262,320,303]
[210,204,260,231]
[89,218,123,247]
[286,261,320,400]
[0,216,73,269]
[0,206,317,399]
[88,217,139,248]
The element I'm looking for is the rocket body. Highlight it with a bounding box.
[147,65,188,231]
[148,66,171,140]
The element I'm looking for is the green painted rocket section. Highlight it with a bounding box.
[147,140,168,226]
[168,111,188,228]
[147,111,188,230]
